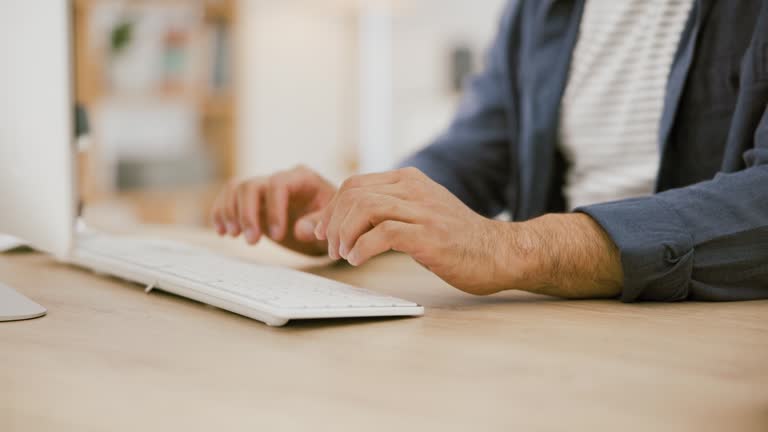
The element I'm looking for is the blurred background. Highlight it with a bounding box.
[74,0,507,227]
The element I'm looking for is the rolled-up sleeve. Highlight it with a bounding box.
[578,107,768,302]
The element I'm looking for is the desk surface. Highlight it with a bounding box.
[1,227,767,432]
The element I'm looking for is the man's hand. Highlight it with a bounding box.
[314,167,624,298]
[211,165,336,256]
[314,167,512,294]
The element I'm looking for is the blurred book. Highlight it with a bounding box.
[207,21,231,93]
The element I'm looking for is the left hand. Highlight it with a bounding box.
[313,167,527,295]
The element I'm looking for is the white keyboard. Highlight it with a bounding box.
[72,233,423,326]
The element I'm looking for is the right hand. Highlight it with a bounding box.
[211,165,337,256]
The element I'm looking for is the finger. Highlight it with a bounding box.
[346,220,421,266]
[288,164,334,197]
[323,189,394,259]
[322,183,417,258]
[211,191,227,235]
[336,194,420,259]
[223,183,241,237]
[266,166,330,242]
[213,215,226,235]
[314,171,404,240]
[294,210,323,242]
[323,191,349,259]
[238,182,263,245]
[265,175,290,241]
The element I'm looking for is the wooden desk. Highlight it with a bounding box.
[2,227,767,431]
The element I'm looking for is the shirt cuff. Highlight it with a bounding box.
[576,197,695,302]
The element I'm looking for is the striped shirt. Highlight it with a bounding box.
[559,0,694,210]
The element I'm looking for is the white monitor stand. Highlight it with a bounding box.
[0,237,46,322]
[0,283,47,322]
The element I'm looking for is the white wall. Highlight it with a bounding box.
[236,0,357,182]
[390,0,507,160]
[236,0,507,180]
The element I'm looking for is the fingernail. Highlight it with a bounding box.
[338,243,348,259]
[269,225,280,239]
[226,223,237,235]
[347,250,359,266]
[297,219,315,237]
[245,229,256,244]
[328,243,337,260]
[314,222,324,240]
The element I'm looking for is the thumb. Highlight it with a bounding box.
[294,210,323,242]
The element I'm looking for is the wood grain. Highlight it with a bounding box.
[1,227,767,431]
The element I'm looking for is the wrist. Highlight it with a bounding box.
[486,219,544,293]
[494,213,623,298]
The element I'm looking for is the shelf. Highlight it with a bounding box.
[202,94,233,118]
[74,0,239,201]
[204,0,234,22]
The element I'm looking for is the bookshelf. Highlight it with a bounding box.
[72,0,237,223]
[201,0,237,181]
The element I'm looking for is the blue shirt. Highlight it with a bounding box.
[401,0,768,301]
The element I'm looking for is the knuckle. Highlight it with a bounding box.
[267,175,281,189]
[358,195,375,211]
[399,166,422,178]
[247,183,261,198]
[378,220,397,235]
[237,178,263,197]
[341,175,361,190]
[383,205,400,223]
[407,177,425,191]
[274,169,292,184]
[245,181,262,198]
[236,182,249,197]
[267,180,286,200]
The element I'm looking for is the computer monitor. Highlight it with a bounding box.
[0,0,77,259]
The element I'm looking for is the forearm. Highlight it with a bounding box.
[495,213,623,298]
